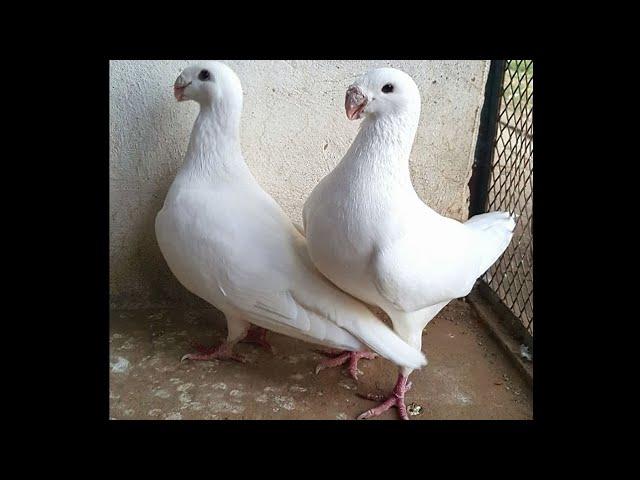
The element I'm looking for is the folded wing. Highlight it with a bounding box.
[373,212,516,312]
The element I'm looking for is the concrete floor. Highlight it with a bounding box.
[109,300,532,420]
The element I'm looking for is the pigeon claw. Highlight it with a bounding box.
[313,350,377,381]
[357,374,414,420]
[241,326,273,353]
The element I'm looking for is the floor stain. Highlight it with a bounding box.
[109,301,532,420]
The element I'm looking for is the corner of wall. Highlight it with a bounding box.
[461,60,492,219]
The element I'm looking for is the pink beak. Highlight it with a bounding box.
[174,86,185,101]
[173,79,191,101]
[345,85,368,120]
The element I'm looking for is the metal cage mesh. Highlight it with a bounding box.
[483,60,533,336]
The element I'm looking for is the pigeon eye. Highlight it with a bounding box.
[198,70,211,81]
[382,83,394,93]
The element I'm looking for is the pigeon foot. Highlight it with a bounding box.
[241,325,273,352]
[314,349,378,380]
[357,374,413,420]
[181,341,246,363]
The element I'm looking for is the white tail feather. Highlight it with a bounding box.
[336,305,427,370]
[465,211,517,278]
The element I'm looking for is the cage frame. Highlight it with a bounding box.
[468,59,533,350]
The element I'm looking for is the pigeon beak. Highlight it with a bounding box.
[174,85,186,101]
[174,76,191,102]
[345,85,368,120]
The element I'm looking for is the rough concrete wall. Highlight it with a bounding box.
[109,60,490,309]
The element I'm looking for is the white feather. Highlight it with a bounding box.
[303,67,515,374]
[155,62,426,370]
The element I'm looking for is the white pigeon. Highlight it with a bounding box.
[303,67,516,419]
[154,62,426,382]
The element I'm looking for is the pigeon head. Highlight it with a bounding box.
[345,67,420,121]
[173,61,243,109]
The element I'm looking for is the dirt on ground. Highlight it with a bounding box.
[109,299,532,420]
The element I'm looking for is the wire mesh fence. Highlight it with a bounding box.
[471,60,533,339]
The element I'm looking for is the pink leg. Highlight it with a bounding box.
[357,374,413,420]
[314,349,378,380]
[241,325,273,352]
[181,341,246,363]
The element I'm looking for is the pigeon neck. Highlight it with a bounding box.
[347,112,419,184]
[181,104,246,182]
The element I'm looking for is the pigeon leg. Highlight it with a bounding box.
[240,325,273,352]
[357,373,413,420]
[314,349,378,381]
[181,315,250,363]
